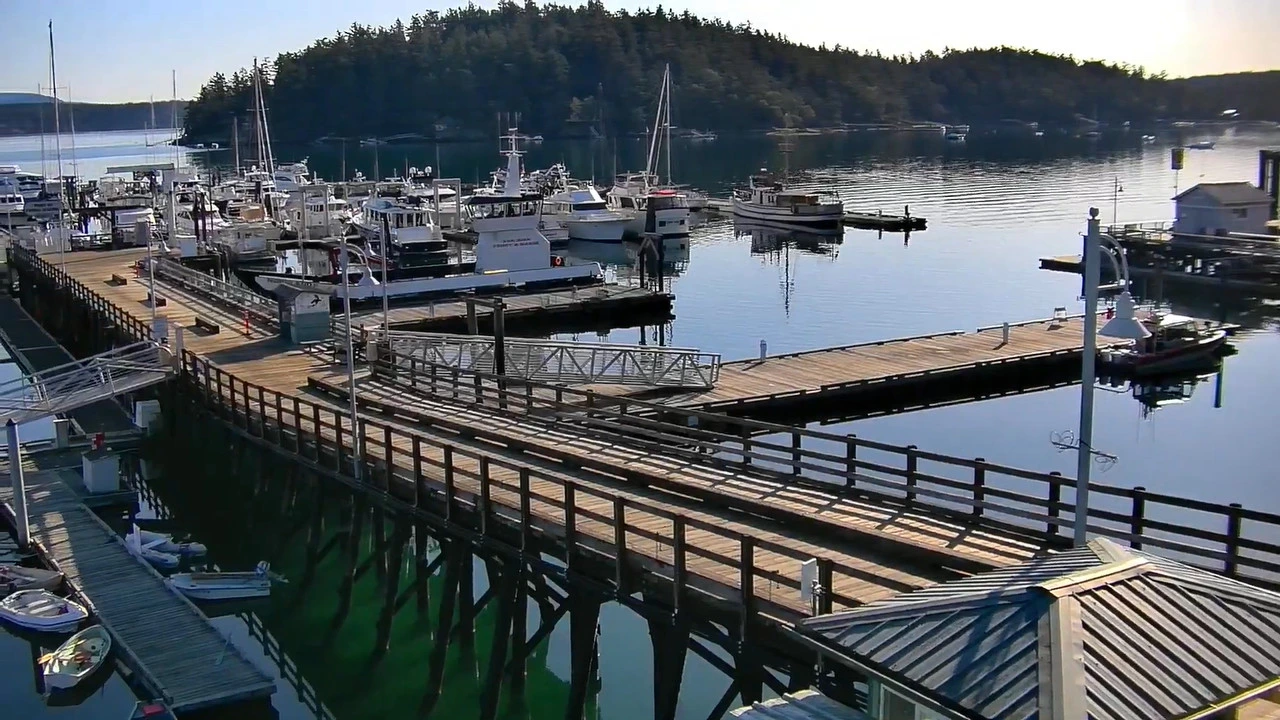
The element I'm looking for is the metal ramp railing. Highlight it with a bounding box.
[0,341,174,425]
[373,330,721,389]
[144,256,278,323]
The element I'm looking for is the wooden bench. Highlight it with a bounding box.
[109,274,129,286]
[193,317,220,335]
[146,291,167,308]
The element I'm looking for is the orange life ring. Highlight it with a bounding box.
[551,255,564,267]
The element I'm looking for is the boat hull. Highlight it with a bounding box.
[565,218,628,243]
[731,199,843,228]
[167,579,271,601]
[1103,331,1229,376]
[0,590,88,632]
[43,625,111,690]
[0,564,63,592]
[623,208,690,239]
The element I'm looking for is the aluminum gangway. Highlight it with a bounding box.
[371,329,721,389]
[0,341,175,425]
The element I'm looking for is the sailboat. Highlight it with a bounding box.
[606,64,692,238]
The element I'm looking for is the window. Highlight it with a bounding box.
[1233,208,1248,218]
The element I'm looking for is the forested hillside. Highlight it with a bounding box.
[182,2,1278,143]
[0,97,185,136]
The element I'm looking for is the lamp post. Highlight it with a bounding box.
[338,235,362,481]
[1075,208,1151,547]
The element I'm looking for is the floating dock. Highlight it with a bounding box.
[0,453,275,712]
[704,198,926,232]
[1040,253,1280,296]
[575,316,1131,418]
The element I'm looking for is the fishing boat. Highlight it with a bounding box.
[167,561,274,601]
[0,564,63,593]
[731,173,844,229]
[0,590,88,632]
[945,131,967,143]
[129,700,177,720]
[1187,140,1216,150]
[42,624,111,690]
[134,529,207,557]
[1101,305,1230,376]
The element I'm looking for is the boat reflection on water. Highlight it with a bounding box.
[561,237,690,283]
[1100,354,1231,419]
[736,218,843,258]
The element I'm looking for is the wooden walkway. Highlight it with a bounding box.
[0,454,275,712]
[578,318,1130,414]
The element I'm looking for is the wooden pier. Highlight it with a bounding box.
[577,317,1131,417]
[0,452,275,712]
[8,243,1280,639]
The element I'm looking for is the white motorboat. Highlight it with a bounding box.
[607,174,690,238]
[126,528,180,570]
[731,173,844,228]
[0,564,64,593]
[351,196,446,259]
[272,161,311,193]
[546,186,629,242]
[42,624,111,690]
[1187,140,1216,150]
[945,131,967,142]
[0,165,46,200]
[167,561,274,601]
[0,590,89,632]
[135,529,207,557]
[0,180,25,217]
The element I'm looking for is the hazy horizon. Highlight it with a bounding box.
[7,0,1278,103]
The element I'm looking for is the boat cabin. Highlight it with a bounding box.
[465,192,544,221]
[796,539,1280,720]
[362,197,434,233]
[550,188,609,214]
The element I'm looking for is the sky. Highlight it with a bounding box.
[5,0,1278,103]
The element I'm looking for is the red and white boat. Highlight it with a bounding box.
[1101,311,1230,376]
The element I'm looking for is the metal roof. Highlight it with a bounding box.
[1173,181,1273,206]
[731,690,872,720]
[798,539,1280,720]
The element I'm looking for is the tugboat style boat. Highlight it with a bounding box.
[1100,293,1231,376]
[732,172,844,229]
[42,624,112,690]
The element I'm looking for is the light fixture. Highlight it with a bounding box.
[1100,292,1152,340]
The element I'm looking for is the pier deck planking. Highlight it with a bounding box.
[0,455,275,712]
[575,318,1129,412]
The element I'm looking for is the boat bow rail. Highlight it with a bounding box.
[371,329,721,388]
[0,341,174,425]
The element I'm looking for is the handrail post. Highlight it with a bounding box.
[1048,472,1063,535]
[739,535,755,636]
[613,497,627,595]
[479,457,491,535]
[443,446,455,520]
[519,468,532,554]
[1130,486,1147,550]
[972,458,986,517]
[791,431,802,476]
[905,445,918,503]
[564,482,577,573]
[741,425,752,466]
[817,558,834,615]
[672,517,686,615]
[1225,503,1243,577]
[845,436,857,487]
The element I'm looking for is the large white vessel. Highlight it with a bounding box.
[731,173,844,228]
[0,165,46,201]
[351,195,446,263]
[0,180,25,217]
[546,185,629,242]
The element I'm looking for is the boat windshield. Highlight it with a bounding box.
[572,201,608,211]
[649,194,687,210]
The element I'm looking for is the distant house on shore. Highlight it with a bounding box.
[1173,181,1273,237]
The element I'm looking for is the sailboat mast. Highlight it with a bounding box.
[232,116,240,170]
[48,22,65,220]
[664,65,672,186]
[38,83,46,179]
[643,66,669,189]
[171,69,179,170]
[67,85,79,178]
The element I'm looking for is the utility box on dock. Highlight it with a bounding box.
[134,399,162,435]
[82,449,121,494]
[274,285,331,344]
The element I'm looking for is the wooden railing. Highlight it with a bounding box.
[181,351,858,618]
[371,352,1280,589]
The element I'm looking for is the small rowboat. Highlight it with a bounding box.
[0,564,63,593]
[42,624,112,690]
[167,561,276,601]
[125,528,180,570]
[0,590,88,632]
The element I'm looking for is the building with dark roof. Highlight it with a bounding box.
[794,539,1280,720]
[1173,182,1274,237]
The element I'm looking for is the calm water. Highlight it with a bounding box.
[1,126,1278,719]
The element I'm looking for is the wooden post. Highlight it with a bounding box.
[564,482,577,572]
[817,559,834,615]
[613,497,627,595]
[465,298,478,335]
[412,436,424,508]
[972,458,986,517]
[1048,472,1063,535]
[519,469,532,553]
[741,425,752,466]
[1129,486,1147,550]
[479,458,491,535]
[845,437,857,487]
[791,432,802,476]
[312,405,322,462]
[672,517,686,614]
[382,426,393,490]
[905,445,918,503]
[1225,503,1243,577]
[739,536,755,634]
[443,446,455,520]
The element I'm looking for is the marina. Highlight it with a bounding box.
[1,81,1279,720]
